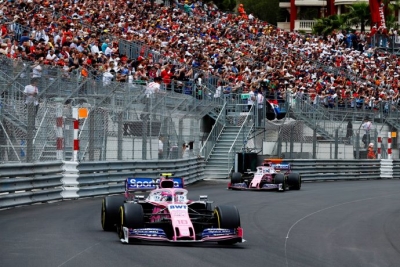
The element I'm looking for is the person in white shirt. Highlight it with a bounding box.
[24,78,39,114]
[104,45,113,56]
[103,69,114,86]
[247,86,256,111]
[90,41,100,54]
[32,58,43,78]
[214,82,223,98]
[158,136,164,159]
[145,77,162,96]
[46,50,57,63]
[361,118,373,147]
[256,89,264,126]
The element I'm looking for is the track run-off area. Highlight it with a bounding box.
[1,179,400,267]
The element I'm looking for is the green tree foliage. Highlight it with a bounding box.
[210,0,279,25]
[240,0,279,25]
[346,2,370,32]
[312,14,350,36]
[211,0,237,12]
[386,0,400,30]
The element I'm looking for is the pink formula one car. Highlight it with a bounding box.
[101,173,243,245]
[228,160,301,192]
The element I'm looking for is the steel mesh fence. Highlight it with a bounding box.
[0,55,207,163]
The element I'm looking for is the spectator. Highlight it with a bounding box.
[346,119,353,144]
[24,78,39,114]
[145,76,162,96]
[361,118,373,148]
[158,136,164,159]
[183,1,192,16]
[256,89,264,126]
[248,86,256,111]
[367,143,376,159]
[0,0,400,121]
[31,58,43,78]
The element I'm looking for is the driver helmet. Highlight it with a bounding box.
[161,191,172,201]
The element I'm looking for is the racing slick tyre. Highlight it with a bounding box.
[118,203,145,240]
[274,173,286,192]
[214,205,241,245]
[231,172,242,184]
[101,195,125,231]
[206,202,214,214]
[287,173,301,190]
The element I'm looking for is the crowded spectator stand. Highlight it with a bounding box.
[0,0,398,113]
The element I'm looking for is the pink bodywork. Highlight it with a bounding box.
[249,166,276,188]
[147,188,195,241]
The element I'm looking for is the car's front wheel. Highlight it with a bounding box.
[214,205,241,245]
[231,172,242,184]
[118,203,145,240]
[274,173,286,192]
[101,195,125,231]
[287,173,301,190]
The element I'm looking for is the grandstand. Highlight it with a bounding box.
[0,0,399,179]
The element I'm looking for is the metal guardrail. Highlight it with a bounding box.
[77,158,205,198]
[0,159,399,209]
[0,158,205,209]
[287,159,383,181]
[0,161,64,208]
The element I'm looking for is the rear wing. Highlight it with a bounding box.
[125,177,184,191]
[263,159,291,172]
[270,163,291,171]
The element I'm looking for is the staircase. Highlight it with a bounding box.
[204,125,244,179]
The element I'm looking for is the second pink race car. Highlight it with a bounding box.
[228,161,301,192]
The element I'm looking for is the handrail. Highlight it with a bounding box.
[33,107,49,143]
[0,119,20,161]
[199,102,227,161]
[33,106,50,161]
[227,104,254,173]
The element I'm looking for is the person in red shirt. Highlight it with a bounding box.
[367,143,376,159]
[160,65,172,85]
[238,4,247,19]
[1,24,8,39]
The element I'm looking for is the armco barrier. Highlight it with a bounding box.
[0,162,64,209]
[0,159,399,209]
[287,159,386,181]
[75,158,205,198]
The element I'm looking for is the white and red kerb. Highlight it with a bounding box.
[377,136,382,159]
[72,108,79,162]
[388,132,392,160]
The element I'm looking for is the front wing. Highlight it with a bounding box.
[120,227,244,243]
[229,182,284,191]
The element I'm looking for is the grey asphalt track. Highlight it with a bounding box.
[1,179,400,267]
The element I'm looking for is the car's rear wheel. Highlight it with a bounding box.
[118,203,145,240]
[214,205,241,245]
[287,173,301,190]
[274,173,286,192]
[101,195,125,231]
[231,172,242,184]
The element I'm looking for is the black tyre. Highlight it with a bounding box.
[206,202,214,213]
[287,173,301,190]
[101,195,125,231]
[274,173,286,192]
[118,203,145,239]
[231,172,242,184]
[214,205,241,245]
